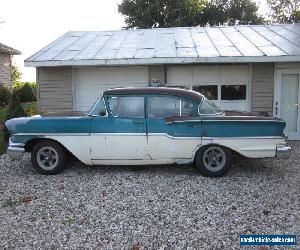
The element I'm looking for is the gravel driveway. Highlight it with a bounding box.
[0,142,299,249]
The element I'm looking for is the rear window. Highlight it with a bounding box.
[148,96,194,119]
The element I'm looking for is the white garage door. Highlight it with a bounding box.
[167,65,251,112]
[74,66,149,111]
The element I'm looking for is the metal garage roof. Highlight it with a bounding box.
[25,23,300,67]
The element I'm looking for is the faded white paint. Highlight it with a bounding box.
[39,133,286,165]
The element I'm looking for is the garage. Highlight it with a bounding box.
[73,66,149,111]
[28,24,300,139]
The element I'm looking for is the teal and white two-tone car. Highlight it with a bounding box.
[5,87,291,177]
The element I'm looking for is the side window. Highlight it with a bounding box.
[108,96,144,118]
[148,96,194,119]
[88,97,107,116]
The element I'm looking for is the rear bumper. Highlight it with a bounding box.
[276,145,292,159]
[7,138,25,161]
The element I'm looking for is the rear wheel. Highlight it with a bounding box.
[195,145,232,177]
[31,140,67,175]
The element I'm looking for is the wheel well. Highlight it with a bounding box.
[24,138,72,156]
[194,143,241,159]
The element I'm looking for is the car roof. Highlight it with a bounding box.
[103,87,203,103]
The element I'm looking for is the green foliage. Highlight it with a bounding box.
[118,0,264,28]
[64,215,74,226]
[118,0,206,28]
[0,102,37,152]
[0,86,12,107]
[12,65,22,85]
[267,0,300,23]
[13,82,37,102]
[3,92,27,141]
[202,0,265,25]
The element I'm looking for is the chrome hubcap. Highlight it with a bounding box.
[203,146,226,172]
[37,146,58,170]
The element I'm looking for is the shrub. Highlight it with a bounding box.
[0,85,12,107]
[13,82,37,102]
[3,92,27,141]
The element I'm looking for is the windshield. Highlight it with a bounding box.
[88,96,107,117]
[198,97,223,115]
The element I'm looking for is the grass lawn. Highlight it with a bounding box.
[0,102,38,155]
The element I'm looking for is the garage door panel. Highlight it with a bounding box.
[75,67,148,111]
[167,65,251,112]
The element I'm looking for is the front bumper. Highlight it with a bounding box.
[7,138,25,161]
[276,145,292,159]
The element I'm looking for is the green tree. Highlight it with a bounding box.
[201,0,264,25]
[118,0,206,28]
[267,0,300,23]
[12,65,22,85]
[3,92,27,141]
[118,0,264,28]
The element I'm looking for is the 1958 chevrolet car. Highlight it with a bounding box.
[5,87,291,177]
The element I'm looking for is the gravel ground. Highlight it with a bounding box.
[0,142,299,249]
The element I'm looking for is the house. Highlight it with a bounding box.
[0,43,21,87]
[25,24,300,139]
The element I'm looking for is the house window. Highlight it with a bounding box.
[108,96,144,118]
[221,85,246,100]
[193,85,218,100]
[148,96,194,119]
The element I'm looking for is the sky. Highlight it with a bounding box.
[0,0,268,82]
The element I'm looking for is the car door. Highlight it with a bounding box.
[146,95,203,163]
[90,95,148,164]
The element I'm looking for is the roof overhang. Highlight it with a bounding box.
[0,43,21,55]
[24,55,300,67]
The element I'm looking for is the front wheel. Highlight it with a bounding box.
[194,145,232,177]
[31,140,67,175]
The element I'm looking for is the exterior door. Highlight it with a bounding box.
[146,95,202,163]
[275,70,300,140]
[90,95,148,163]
